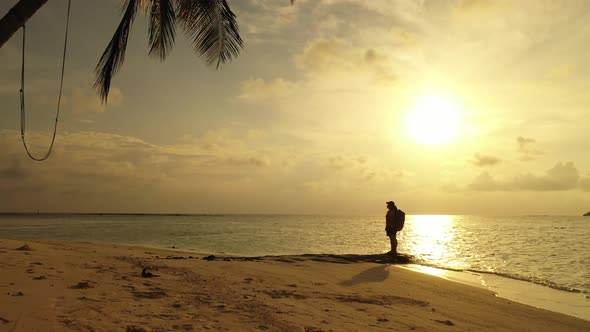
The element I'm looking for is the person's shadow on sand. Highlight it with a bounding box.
[339,265,389,286]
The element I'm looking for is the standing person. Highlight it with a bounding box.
[385,201,405,255]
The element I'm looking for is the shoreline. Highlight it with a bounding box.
[399,264,590,322]
[1,239,589,331]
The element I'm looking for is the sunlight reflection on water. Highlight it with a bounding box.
[401,215,457,267]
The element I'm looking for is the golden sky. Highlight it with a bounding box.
[1,0,590,215]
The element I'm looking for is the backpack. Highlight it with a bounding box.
[395,209,406,231]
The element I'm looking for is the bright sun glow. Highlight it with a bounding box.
[406,94,460,146]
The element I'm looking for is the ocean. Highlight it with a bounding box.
[1,214,589,320]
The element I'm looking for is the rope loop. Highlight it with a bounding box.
[20,0,71,161]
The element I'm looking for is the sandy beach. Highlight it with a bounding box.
[1,239,588,332]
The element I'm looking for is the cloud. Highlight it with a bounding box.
[469,162,581,192]
[0,128,285,212]
[513,162,579,191]
[69,87,123,114]
[238,78,297,99]
[323,154,402,183]
[226,154,270,167]
[236,0,300,43]
[471,153,501,167]
[468,171,505,191]
[0,128,411,213]
[517,136,543,161]
[517,136,535,148]
[295,38,396,85]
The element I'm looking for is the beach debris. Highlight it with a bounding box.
[15,244,32,251]
[126,325,148,332]
[70,281,93,289]
[243,277,254,283]
[33,275,47,280]
[257,325,269,330]
[434,319,455,326]
[141,267,159,278]
[377,318,389,322]
[286,283,298,288]
[0,317,10,324]
[203,255,216,261]
[11,291,24,296]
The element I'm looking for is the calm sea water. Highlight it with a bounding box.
[1,214,589,301]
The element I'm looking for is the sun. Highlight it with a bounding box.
[405,94,460,146]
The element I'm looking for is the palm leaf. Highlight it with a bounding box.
[177,0,243,68]
[148,0,176,60]
[94,0,141,103]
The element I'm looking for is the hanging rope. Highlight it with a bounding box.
[20,0,71,161]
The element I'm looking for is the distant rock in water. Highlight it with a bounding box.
[584,212,590,216]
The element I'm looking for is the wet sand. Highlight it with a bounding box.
[1,239,589,331]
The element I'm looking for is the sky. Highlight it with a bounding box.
[1,0,590,215]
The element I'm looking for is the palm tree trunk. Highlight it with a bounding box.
[0,0,48,49]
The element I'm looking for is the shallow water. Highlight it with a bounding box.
[1,213,589,319]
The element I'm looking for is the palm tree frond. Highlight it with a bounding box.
[177,0,243,68]
[94,0,140,103]
[148,0,176,60]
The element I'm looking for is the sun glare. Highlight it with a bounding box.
[406,94,460,146]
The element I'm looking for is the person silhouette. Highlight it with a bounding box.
[385,201,405,255]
